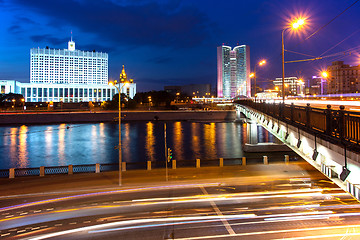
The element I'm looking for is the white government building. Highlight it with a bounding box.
[0,38,136,102]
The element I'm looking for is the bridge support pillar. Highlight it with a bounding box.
[242,157,246,166]
[40,166,45,176]
[96,163,100,173]
[263,156,268,165]
[172,160,176,169]
[147,161,151,170]
[246,121,258,144]
[196,159,200,168]
[285,155,289,164]
[122,162,126,171]
[68,165,73,175]
[219,158,223,167]
[9,168,15,179]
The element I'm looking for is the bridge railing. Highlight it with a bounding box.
[236,100,360,151]
[1,155,300,178]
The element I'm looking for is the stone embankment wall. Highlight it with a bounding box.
[0,110,236,125]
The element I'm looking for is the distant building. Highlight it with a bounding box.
[305,76,327,95]
[217,45,250,98]
[273,77,304,96]
[164,84,212,98]
[0,38,136,102]
[256,90,278,100]
[327,61,360,94]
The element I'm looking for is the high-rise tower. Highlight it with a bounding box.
[217,45,250,98]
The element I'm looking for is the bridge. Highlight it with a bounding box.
[236,100,360,200]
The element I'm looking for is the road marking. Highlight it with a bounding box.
[20,212,28,215]
[1,233,10,237]
[46,208,54,211]
[69,222,77,225]
[31,227,40,230]
[54,224,63,227]
[34,210,41,213]
[5,215,14,218]
[199,186,235,235]
[83,221,91,224]
[17,229,26,233]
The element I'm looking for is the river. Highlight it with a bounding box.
[0,121,275,169]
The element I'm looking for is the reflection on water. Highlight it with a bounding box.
[58,124,66,165]
[173,122,183,160]
[145,122,156,162]
[18,125,28,168]
[0,121,275,169]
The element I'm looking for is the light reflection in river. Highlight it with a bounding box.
[58,124,66,165]
[45,126,53,164]
[9,128,18,167]
[145,122,156,162]
[173,122,183,160]
[191,123,200,158]
[204,123,217,158]
[0,121,275,169]
[122,123,131,161]
[18,125,28,168]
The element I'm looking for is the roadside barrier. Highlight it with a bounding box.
[0,155,300,179]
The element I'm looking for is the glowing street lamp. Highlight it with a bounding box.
[109,80,129,186]
[321,71,328,78]
[282,17,306,103]
[250,60,266,102]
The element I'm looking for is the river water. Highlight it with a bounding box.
[0,121,275,169]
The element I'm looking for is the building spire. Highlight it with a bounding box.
[68,31,75,51]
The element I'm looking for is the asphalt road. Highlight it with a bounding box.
[0,162,359,239]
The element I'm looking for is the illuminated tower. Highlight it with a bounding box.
[217,45,250,98]
[119,65,133,83]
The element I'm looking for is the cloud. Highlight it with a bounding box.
[12,0,214,48]
[8,25,22,34]
[79,44,114,53]
[30,34,69,46]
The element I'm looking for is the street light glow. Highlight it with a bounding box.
[249,73,255,78]
[291,18,306,29]
[259,60,266,66]
[321,71,328,78]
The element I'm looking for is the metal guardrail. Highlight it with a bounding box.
[236,100,360,151]
[1,155,300,178]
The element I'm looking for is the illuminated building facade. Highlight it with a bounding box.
[217,45,250,98]
[0,39,136,102]
[327,61,360,94]
[273,77,304,96]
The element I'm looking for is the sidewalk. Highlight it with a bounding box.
[0,161,318,198]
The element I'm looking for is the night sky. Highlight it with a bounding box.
[1,0,360,92]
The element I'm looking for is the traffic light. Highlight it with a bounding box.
[167,148,172,162]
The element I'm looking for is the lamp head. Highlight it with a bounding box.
[291,18,305,29]
[259,60,266,66]
[321,71,328,78]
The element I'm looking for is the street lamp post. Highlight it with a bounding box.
[282,18,306,103]
[110,81,129,186]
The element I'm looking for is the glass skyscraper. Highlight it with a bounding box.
[217,45,250,98]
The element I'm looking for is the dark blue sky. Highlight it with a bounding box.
[1,0,360,91]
